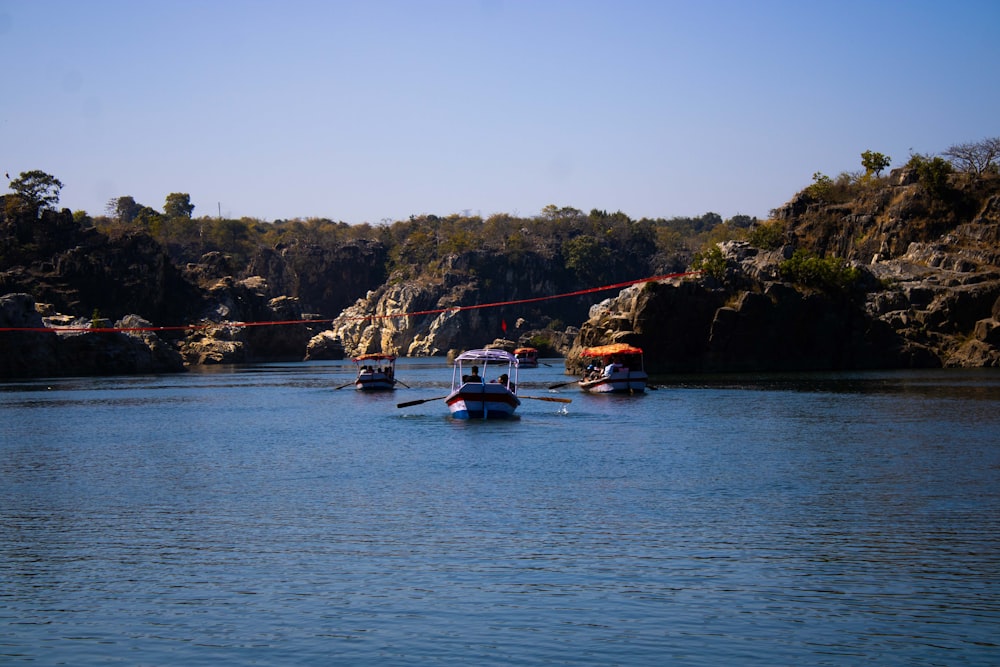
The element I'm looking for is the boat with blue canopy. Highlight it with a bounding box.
[446,348,521,419]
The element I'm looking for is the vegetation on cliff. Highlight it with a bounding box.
[570,137,1000,372]
[3,177,753,336]
[3,135,999,373]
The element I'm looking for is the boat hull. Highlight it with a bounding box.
[446,383,520,419]
[355,372,395,390]
[356,379,395,390]
[580,371,648,394]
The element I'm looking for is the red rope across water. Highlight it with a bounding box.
[0,270,700,333]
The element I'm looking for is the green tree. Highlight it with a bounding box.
[8,170,64,213]
[134,206,163,230]
[72,210,93,227]
[748,220,785,250]
[540,204,583,221]
[563,235,611,284]
[907,153,954,199]
[861,150,891,177]
[164,192,195,218]
[691,245,727,282]
[805,172,834,199]
[779,250,861,293]
[728,214,757,229]
[107,196,140,223]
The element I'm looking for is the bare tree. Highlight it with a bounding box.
[943,137,1000,176]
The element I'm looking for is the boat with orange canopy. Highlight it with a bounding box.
[578,344,648,393]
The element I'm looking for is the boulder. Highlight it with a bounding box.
[178,324,248,365]
[304,331,346,360]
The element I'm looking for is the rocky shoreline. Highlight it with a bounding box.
[565,172,1000,374]
[3,167,999,379]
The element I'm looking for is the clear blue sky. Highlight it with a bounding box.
[2,0,998,224]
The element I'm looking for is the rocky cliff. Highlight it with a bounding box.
[566,169,1000,374]
[322,250,591,357]
[0,208,361,376]
[0,293,185,377]
[244,240,389,316]
[1,208,201,325]
[4,165,999,379]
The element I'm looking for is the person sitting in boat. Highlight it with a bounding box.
[604,357,624,376]
[585,362,600,380]
[462,365,481,383]
[494,373,515,393]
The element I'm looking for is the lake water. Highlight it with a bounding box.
[2,360,999,666]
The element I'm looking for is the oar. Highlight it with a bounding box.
[394,378,411,389]
[518,395,572,404]
[334,380,357,390]
[547,379,578,390]
[397,396,448,409]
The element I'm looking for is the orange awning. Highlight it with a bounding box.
[353,353,396,362]
[580,343,643,357]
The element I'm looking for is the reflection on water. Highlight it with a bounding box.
[2,364,999,665]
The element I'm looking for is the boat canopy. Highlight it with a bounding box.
[581,343,643,357]
[455,348,518,365]
[514,347,537,355]
[353,353,396,362]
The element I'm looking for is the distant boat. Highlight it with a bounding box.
[446,348,520,419]
[578,344,648,394]
[514,347,539,368]
[352,353,397,390]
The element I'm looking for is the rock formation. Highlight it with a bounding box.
[324,250,592,357]
[0,293,185,378]
[245,240,389,316]
[304,331,346,360]
[4,164,998,378]
[176,277,314,364]
[566,169,1000,374]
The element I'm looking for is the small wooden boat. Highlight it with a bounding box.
[514,347,539,368]
[446,349,520,419]
[352,353,397,390]
[578,344,648,394]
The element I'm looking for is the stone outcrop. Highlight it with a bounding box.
[5,168,998,378]
[245,240,389,316]
[567,173,1000,373]
[324,250,592,357]
[1,210,201,326]
[177,277,314,363]
[326,280,461,357]
[567,267,911,375]
[0,293,184,378]
[0,207,390,375]
[304,331,346,360]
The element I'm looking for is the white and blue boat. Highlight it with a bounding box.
[445,349,521,419]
